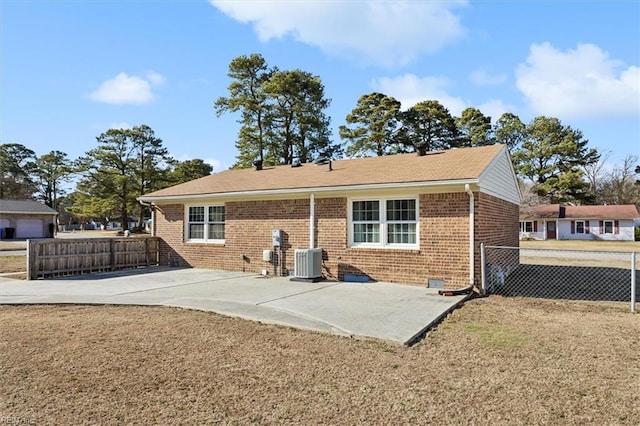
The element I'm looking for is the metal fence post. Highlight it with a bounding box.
[480,243,486,296]
[631,251,636,313]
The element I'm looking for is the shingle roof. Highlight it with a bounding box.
[520,204,560,219]
[0,199,57,214]
[142,145,506,200]
[564,205,639,220]
[521,204,639,220]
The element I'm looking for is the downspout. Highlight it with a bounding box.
[138,200,155,237]
[465,184,474,287]
[309,194,315,248]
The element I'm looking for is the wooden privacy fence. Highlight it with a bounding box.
[27,237,160,280]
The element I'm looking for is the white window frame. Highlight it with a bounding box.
[575,220,585,234]
[603,220,614,234]
[348,197,419,249]
[185,204,225,243]
[520,221,533,233]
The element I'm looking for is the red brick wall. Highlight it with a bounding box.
[475,192,520,283]
[153,191,519,288]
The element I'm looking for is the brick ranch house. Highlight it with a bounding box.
[520,204,639,241]
[139,145,521,289]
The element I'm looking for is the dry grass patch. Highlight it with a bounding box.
[1,297,638,424]
[0,241,26,251]
[521,239,640,252]
[0,255,26,274]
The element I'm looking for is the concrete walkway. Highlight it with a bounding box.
[0,267,470,345]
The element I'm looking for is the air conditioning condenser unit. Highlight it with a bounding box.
[293,248,323,281]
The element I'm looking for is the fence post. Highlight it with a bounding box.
[145,238,150,267]
[480,243,486,296]
[110,239,116,271]
[27,239,35,280]
[631,251,636,313]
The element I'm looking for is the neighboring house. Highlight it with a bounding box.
[0,199,57,239]
[105,218,139,231]
[520,204,639,241]
[139,145,521,288]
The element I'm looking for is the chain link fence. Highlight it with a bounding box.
[481,245,638,312]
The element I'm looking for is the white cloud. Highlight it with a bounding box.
[372,74,514,122]
[210,0,467,67]
[516,42,640,118]
[89,71,165,105]
[145,71,165,86]
[476,99,512,122]
[469,69,507,86]
[204,158,226,172]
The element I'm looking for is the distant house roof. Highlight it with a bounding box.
[140,145,516,202]
[521,204,639,220]
[0,199,57,215]
[520,204,560,219]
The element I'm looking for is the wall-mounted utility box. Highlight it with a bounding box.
[263,250,273,262]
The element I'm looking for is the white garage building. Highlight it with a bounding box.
[0,199,57,239]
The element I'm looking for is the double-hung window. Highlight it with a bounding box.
[186,204,225,243]
[603,220,614,234]
[520,221,533,233]
[350,198,418,248]
[575,220,585,234]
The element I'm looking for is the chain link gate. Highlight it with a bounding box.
[481,244,638,312]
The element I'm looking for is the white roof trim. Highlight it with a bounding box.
[139,178,479,203]
[0,210,57,215]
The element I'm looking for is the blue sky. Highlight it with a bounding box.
[1,1,638,173]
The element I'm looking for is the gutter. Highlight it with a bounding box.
[465,183,474,287]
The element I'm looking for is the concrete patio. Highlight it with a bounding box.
[0,267,471,345]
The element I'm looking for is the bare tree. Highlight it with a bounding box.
[599,155,639,205]
[582,149,611,202]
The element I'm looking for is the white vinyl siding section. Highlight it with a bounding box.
[477,148,521,204]
[557,219,635,241]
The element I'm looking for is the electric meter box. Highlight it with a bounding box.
[272,229,282,247]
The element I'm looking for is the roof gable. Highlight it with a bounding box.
[142,145,508,201]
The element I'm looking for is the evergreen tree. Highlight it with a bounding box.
[215,54,338,167]
[494,113,526,152]
[0,143,37,199]
[397,100,459,155]
[74,125,173,231]
[456,107,494,147]
[170,159,213,184]
[33,150,73,211]
[339,92,402,157]
[215,54,273,168]
[513,116,599,204]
